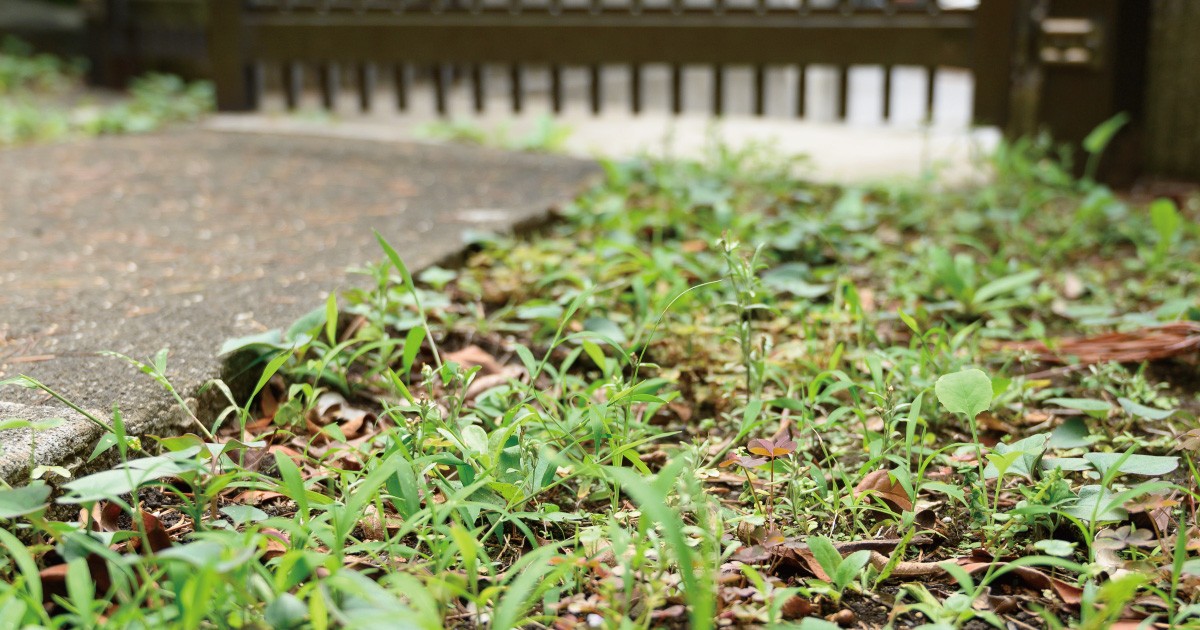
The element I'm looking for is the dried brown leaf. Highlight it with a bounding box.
[853,469,913,512]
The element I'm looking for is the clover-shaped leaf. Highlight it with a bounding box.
[747,437,797,459]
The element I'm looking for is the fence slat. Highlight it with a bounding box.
[589,64,602,115]
[284,61,301,110]
[796,64,807,118]
[433,63,448,115]
[925,65,936,122]
[510,64,523,113]
[357,63,374,112]
[882,64,892,121]
[472,63,486,112]
[394,63,409,111]
[630,64,642,114]
[753,65,766,116]
[551,64,564,113]
[671,64,683,114]
[712,64,724,116]
[319,63,338,110]
[836,64,849,120]
[209,0,252,110]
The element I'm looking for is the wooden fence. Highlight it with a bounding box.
[86,0,209,87]
[208,0,1020,129]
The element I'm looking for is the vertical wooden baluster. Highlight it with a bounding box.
[630,64,642,114]
[510,64,523,113]
[394,63,408,111]
[357,63,373,112]
[796,64,806,118]
[284,62,301,111]
[433,63,447,115]
[671,64,683,114]
[551,65,563,114]
[472,63,485,113]
[881,65,892,122]
[753,65,766,116]
[924,65,937,124]
[589,65,602,115]
[836,65,849,120]
[319,63,337,111]
[245,62,263,110]
[712,64,724,116]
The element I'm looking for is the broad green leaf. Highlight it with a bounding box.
[582,317,627,344]
[1047,417,1093,449]
[0,483,52,519]
[1039,457,1093,472]
[834,550,871,590]
[762,264,832,298]
[1117,397,1175,421]
[1065,485,1126,522]
[796,620,842,630]
[1083,452,1178,477]
[1033,539,1076,557]
[220,505,268,525]
[60,448,203,504]
[1150,198,1180,245]
[1045,397,1110,412]
[285,305,327,345]
[417,265,457,289]
[218,329,283,356]
[515,303,563,321]
[935,369,992,420]
[401,326,425,376]
[581,340,606,371]
[974,269,1040,305]
[983,433,1048,480]
[1045,397,1111,417]
[461,425,489,456]
[806,535,843,580]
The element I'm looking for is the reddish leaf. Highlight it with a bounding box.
[747,437,796,459]
[140,511,173,553]
[96,501,124,532]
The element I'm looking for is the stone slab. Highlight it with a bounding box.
[0,129,599,481]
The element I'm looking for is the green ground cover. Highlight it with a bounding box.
[0,37,211,146]
[2,132,1200,628]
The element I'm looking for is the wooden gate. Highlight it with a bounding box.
[208,0,1022,130]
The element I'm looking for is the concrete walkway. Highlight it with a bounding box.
[209,64,998,184]
[0,130,598,480]
[212,111,999,185]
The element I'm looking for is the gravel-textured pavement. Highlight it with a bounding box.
[0,129,599,481]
